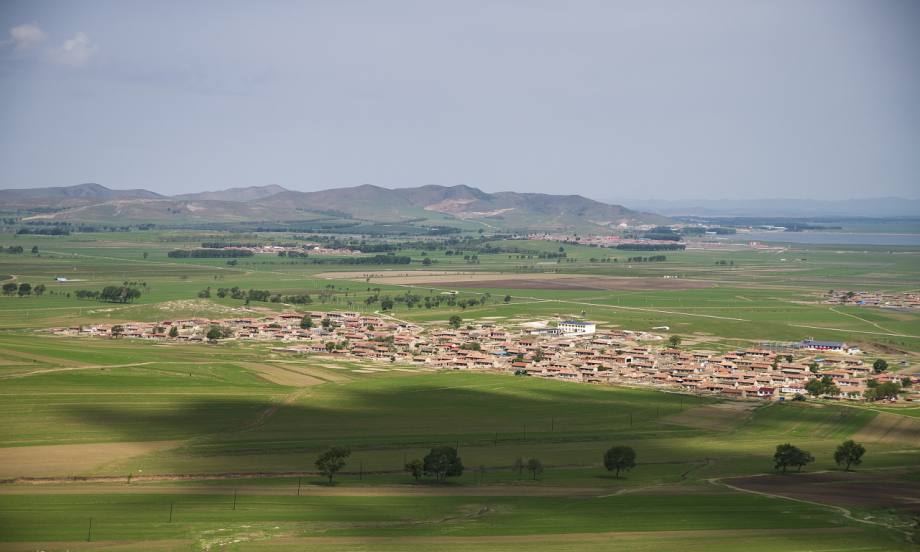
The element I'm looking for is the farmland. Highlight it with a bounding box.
[0,230,919,550]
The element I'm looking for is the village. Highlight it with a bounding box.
[824,289,920,310]
[50,311,917,403]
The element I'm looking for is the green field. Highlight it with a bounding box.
[0,230,918,550]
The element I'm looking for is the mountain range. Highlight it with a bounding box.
[0,183,666,231]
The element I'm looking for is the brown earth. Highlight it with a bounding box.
[726,470,920,515]
[318,270,714,291]
[660,402,760,431]
[0,528,862,552]
[0,441,182,478]
[236,362,327,387]
[851,412,920,445]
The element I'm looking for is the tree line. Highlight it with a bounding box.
[74,286,142,303]
[2,282,46,296]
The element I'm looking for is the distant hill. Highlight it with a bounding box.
[173,184,288,202]
[5,183,666,231]
[260,185,667,229]
[0,183,163,207]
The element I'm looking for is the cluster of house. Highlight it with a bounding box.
[824,290,920,310]
[50,313,915,402]
[222,244,361,256]
[524,233,678,247]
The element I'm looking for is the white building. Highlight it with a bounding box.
[559,320,596,335]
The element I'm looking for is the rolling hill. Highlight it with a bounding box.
[5,183,666,231]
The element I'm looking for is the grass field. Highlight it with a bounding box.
[0,230,918,550]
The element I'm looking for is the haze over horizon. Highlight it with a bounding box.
[1,1,918,201]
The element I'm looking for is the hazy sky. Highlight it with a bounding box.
[1,1,918,200]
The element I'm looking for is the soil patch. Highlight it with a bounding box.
[661,401,759,431]
[320,271,714,291]
[0,441,182,478]
[851,412,920,445]
[727,470,920,515]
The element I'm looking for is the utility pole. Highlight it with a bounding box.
[297,477,302,496]
[87,517,93,542]
[169,503,174,523]
[232,489,237,511]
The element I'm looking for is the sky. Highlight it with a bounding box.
[0,0,918,200]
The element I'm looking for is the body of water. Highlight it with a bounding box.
[739,232,920,246]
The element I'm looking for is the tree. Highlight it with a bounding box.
[865,381,901,401]
[448,315,462,329]
[773,443,814,473]
[834,440,866,471]
[422,257,432,266]
[873,359,888,374]
[321,317,334,330]
[33,284,46,296]
[206,326,224,341]
[300,315,314,329]
[142,252,149,259]
[315,446,351,484]
[805,375,838,397]
[526,458,544,480]
[31,246,38,254]
[168,325,179,338]
[503,294,511,303]
[17,282,31,296]
[405,458,423,481]
[512,457,525,478]
[380,297,394,310]
[111,325,124,338]
[603,446,636,479]
[422,446,464,481]
[2,282,17,296]
[668,335,681,348]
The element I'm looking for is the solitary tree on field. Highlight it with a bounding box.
[668,335,681,348]
[504,294,511,303]
[603,446,636,479]
[873,359,888,374]
[315,446,351,484]
[422,446,464,481]
[404,458,423,481]
[526,458,544,480]
[834,440,866,471]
